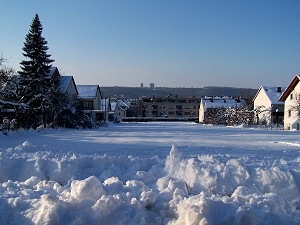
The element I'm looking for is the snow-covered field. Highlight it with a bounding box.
[1,122,300,225]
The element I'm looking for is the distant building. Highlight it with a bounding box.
[150,83,155,89]
[140,96,200,119]
[141,83,144,88]
[253,86,284,127]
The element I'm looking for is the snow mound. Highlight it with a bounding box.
[1,125,300,224]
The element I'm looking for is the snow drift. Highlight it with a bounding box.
[1,123,300,224]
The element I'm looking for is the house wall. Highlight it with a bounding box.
[66,80,78,105]
[253,89,272,125]
[92,89,102,110]
[115,108,127,118]
[284,82,300,130]
[198,100,206,123]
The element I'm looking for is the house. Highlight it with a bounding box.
[252,86,284,127]
[279,75,300,130]
[111,100,130,122]
[77,85,102,110]
[140,96,200,119]
[76,85,103,123]
[199,96,244,124]
[46,67,79,112]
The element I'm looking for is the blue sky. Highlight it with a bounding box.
[1,0,300,88]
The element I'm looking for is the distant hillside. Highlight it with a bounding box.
[101,86,258,100]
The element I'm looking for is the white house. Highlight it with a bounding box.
[199,96,244,124]
[252,86,284,127]
[279,75,300,130]
[111,100,130,122]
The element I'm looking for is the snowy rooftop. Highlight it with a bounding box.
[261,86,285,105]
[59,76,73,94]
[111,100,130,111]
[77,85,99,98]
[201,97,244,108]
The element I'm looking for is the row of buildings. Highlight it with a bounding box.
[43,67,129,125]
[199,75,300,130]
[52,67,300,130]
[2,67,300,131]
[127,75,300,131]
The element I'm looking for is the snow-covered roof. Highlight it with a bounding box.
[117,100,129,110]
[263,86,285,104]
[110,100,130,111]
[201,97,244,109]
[0,100,29,108]
[254,86,285,105]
[77,85,100,99]
[59,76,73,94]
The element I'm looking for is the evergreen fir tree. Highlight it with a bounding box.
[18,14,55,129]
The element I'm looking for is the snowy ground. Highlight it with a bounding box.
[1,122,300,225]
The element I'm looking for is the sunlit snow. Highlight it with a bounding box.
[1,122,300,224]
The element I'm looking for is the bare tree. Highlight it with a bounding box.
[0,57,14,86]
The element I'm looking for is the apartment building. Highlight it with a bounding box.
[140,96,200,118]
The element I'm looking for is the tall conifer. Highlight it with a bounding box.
[18,14,55,128]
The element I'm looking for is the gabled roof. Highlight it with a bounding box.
[59,76,78,95]
[117,100,129,110]
[279,75,300,102]
[77,85,102,99]
[253,86,285,105]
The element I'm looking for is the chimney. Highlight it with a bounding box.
[277,87,282,93]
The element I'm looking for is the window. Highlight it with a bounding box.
[83,101,93,108]
[151,111,158,116]
[290,94,293,100]
[176,111,183,116]
[176,105,183,110]
[288,109,292,117]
